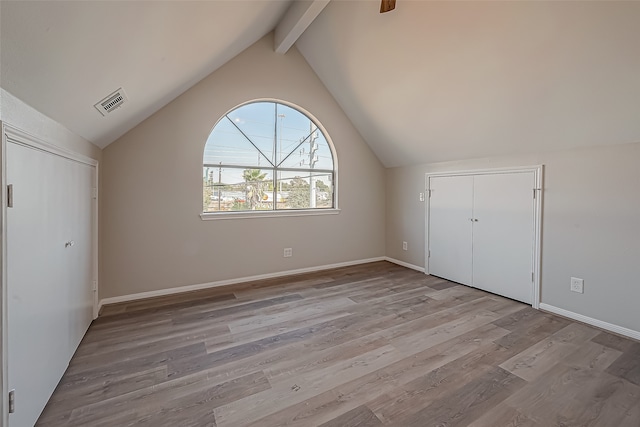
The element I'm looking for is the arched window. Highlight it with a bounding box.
[203,100,336,215]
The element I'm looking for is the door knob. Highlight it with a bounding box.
[65,241,75,248]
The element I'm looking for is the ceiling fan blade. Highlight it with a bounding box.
[380,0,396,13]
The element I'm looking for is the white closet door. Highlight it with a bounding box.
[472,172,535,303]
[428,175,474,286]
[7,141,94,427]
[65,158,95,354]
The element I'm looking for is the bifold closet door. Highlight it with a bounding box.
[428,175,473,286]
[7,140,94,427]
[472,172,535,304]
[65,156,95,353]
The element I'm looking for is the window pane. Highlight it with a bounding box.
[226,102,275,166]
[278,130,333,171]
[275,171,334,210]
[313,172,334,208]
[204,118,271,167]
[276,104,316,166]
[204,167,273,212]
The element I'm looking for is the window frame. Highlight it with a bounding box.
[200,99,339,220]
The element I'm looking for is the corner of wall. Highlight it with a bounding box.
[0,88,101,161]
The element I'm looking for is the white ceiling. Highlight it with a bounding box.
[0,0,292,148]
[2,1,640,167]
[296,1,640,167]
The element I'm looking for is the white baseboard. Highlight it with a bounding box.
[539,303,640,341]
[384,257,425,273]
[98,257,386,312]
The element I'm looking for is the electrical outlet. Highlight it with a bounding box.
[570,277,584,293]
[402,241,408,251]
[283,248,292,258]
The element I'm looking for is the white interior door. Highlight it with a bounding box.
[7,140,94,427]
[472,172,535,303]
[64,157,95,354]
[428,175,474,286]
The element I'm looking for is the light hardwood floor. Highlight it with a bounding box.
[37,262,640,426]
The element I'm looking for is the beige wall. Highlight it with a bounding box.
[100,34,386,299]
[386,142,640,333]
[1,89,101,161]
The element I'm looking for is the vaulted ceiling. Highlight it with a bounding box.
[297,1,640,167]
[0,0,293,148]
[2,1,640,167]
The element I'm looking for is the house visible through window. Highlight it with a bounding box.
[203,100,336,213]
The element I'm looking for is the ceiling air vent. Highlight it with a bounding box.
[94,88,128,116]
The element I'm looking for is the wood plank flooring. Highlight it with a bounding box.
[36,261,640,426]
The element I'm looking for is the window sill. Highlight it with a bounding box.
[200,208,341,221]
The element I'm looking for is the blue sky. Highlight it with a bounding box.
[203,102,334,185]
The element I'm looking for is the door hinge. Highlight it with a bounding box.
[428,249,431,258]
[7,184,13,207]
[92,280,98,292]
[92,188,97,199]
[9,389,15,414]
[428,189,432,198]
[531,272,535,282]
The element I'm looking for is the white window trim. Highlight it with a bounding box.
[201,208,340,221]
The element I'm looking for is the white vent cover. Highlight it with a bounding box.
[94,88,128,116]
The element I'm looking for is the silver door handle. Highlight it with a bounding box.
[65,240,75,248]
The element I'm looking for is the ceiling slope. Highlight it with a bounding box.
[275,0,330,54]
[296,1,640,167]
[0,0,292,148]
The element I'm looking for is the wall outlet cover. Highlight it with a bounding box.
[570,277,584,294]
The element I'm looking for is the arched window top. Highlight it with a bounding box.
[203,100,336,216]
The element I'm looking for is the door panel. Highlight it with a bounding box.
[472,172,535,303]
[65,158,94,353]
[428,175,474,286]
[7,141,94,427]
[7,142,69,427]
